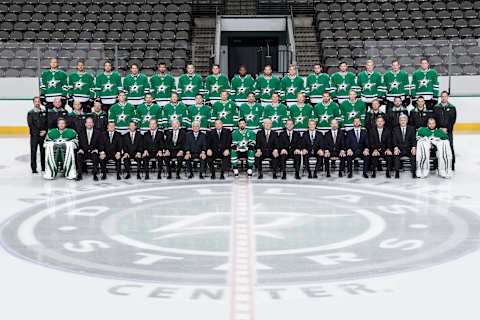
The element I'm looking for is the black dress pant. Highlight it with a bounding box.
[186,153,206,175]
[255,150,279,174]
[371,154,392,174]
[394,150,416,173]
[280,151,301,174]
[165,150,184,176]
[208,152,230,175]
[124,154,142,174]
[76,151,99,175]
[347,152,369,175]
[100,156,121,174]
[324,152,346,174]
[303,153,322,174]
[30,135,45,172]
[143,154,163,177]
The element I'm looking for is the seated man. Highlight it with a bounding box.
[122,121,144,180]
[231,118,256,177]
[99,122,122,180]
[207,119,232,180]
[142,119,164,180]
[255,118,279,179]
[43,117,78,180]
[368,116,393,178]
[76,117,102,181]
[323,119,346,177]
[164,119,187,179]
[185,121,208,179]
[345,117,370,178]
[392,114,416,179]
[416,117,453,179]
[278,119,303,179]
[301,119,323,178]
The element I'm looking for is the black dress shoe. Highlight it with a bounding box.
[188,173,194,179]
[348,172,353,178]
[363,173,369,178]
[313,172,318,178]
[281,173,287,180]
[199,174,204,179]
[167,174,172,179]
[157,173,162,179]
[258,173,263,179]
[93,175,99,181]
[32,170,38,174]
[412,172,417,179]
[176,174,181,179]
[395,171,400,179]
[116,174,121,180]
[339,171,343,178]
[295,173,301,180]
[371,172,376,178]
[125,173,131,179]
[326,172,331,178]
[308,172,312,179]
[211,174,216,180]
[136,174,141,180]
[220,173,225,180]
[145,174,150,180]
[273,173,278,179]
[386,171,391,178]
[101,174,107,180]
[76,175,82,181]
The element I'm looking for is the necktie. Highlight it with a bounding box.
[289,131,292,142]
[173,130,178,145]
[356,129,360,143]
[310,132,314,143]
[152,131,155,140]
[87,130,92,145]
[333,130,336,143]
[109,132,113,143]
[131,132,134,143]
[266,130,270,143]
[217,130,221,139]
[378,130,382,143]
[402,127,406,141]
[194,133,198,141]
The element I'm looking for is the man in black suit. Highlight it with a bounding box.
[185,121,208,179]
[122,121,144,180]
[323,119,346,177]
[368,116,393,178]
[301,119,324,179]
[346,117,370,178]
[99,122,122,180]
[392,114,417,179]
[48,97,69,129]
[164,119,186,179]
[255,119,280,179]
[207,120,231,179]
[142,119,164,180]
[76,117,102,181]
[27,96,47,173]
[278,119,303,179]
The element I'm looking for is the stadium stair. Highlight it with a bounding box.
[293,16,322,76]
[191,17,217,76]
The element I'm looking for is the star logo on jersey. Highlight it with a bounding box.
[184,83,195,92]
[287,85,297,94]
[320,112,330,121]
[48,79,60,88]
[143,114,152,122]
[237,86,246,94]
[170,113,178,121]
[194,115,202,122]
[219,111,229,119]
[263,87,271,95]
[156,84,167,93]
[246,113,255,121]
[74,80,85,90]
[390,81,399,90]
[103,81,113,91]
[210,83,220,93]
[239,140,247,148]
[295,115,305,124]
[363,82,374,90]
[311,83,320,90]
[117,113,127,122]
[419,78,430,87]
[130,83,139,93]
[348,111,358,119]
[338,82,348,91]
[270,114,280,122]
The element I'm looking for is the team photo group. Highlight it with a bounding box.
[27,56,457,182]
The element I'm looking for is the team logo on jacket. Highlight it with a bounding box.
[1,183,479,286]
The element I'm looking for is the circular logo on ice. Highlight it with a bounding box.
[1,182,480,285]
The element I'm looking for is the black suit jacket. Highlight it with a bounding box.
[207,128,232,154]
[27,110,47,136]
[323,129,345,153]
[165,129,187,153]
[368,127,392,152]
[122,130,144,156]
[278,129,303,152]
[101,131,122,157]
[302,130,323,154]
[346,128,369,154]
[185,131,207,155]
[143,129,165,154]
[392,125,416,151]
[78,128,102,152]
[256,130,279,153]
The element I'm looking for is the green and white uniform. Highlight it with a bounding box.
[43,127,78,180]
[136,102,162,132]
[161,101,190,129]
[305,72,331,104]
[340,98,366,129]
[150,73,176,107]
[204,74,230,104]
[263,102,288,131]
[356,70,386,103]
[288,103,315,132]
[94,71,123,105]
[231,128,256,169]
[280,75,305,106]
[314,100,341,131]
[230,74,256,106]
[40,69,68,102]
[255,74,281,106]
[67,71,95,103]
[416,127,452,178]
[239,102,264,130]
[330,71,360,104]
[122,73,150,105]
[177,73,203,106]
[211,100,238,129]
[108,102,137,133]
[411,68,439,101]
[187,104,212,131]
[383,69,411,102]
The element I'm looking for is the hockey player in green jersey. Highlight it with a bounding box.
[383,59,412,111]
[263,92,288,131]
[280,64,305,106]
[187,94,212,131]
[416,117,453,179]
[330,61,360,104]
[94,61,123,112]
[162,92,190,130]
[150,62,176,107]
[136,93,162,133]
[255,65,281,106]
[239,92,264,131]
[43,117,78,180]
[122,63,150,106]
[314,92,341,131]
[230,65,255,106]
[231,118,256,177]
[108,92,137,134]
[40,58,68,108]
[411,57,439,110]
[288,92,315,132]
[177,64,203,106]
[204,64,230,105]
[340,90,367,129]
[305,64,331,104]
[67,59,95,112]
[211,90,238,129]
[357,60,386,108]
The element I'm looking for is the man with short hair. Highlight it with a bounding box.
[162,92,190,130]
[76,117,102,181]
[207,120,232,180]
[94,61,123,113]
[99,122,122,180]
[27,96,47,173]
[340,89,366,130]
[211,90,238,130]
[410,96,432,129]
[314,91,341,132]
[142,119,164,180]
[136,93,162,133]
[263,92,288,131]
[164,120,187,179]
[150,62,176,107]
[255,65,281,106]
[90,100,108,131]
[204,64,230,105]
[255,119,280,179]
[386,96,410,129]
[323,119,347,177]
[177,64,203,106]
[345,117,370,178]
[231,65,255,107]
[330,61,359,104]
[231,119,256,177]
[301,119,324,178]
[277,119,303,179]
[411,57,439,110]
[433,90,456,170]
[185,121,208,179]
[289,92,315,133]
[47,97,69,129]
[122,121,144,180]
[357,59,386,110]
[239,92,264,131]
[383,59,411,112]
[108,92,137,134]
[187,94,212,132]
[280,64,305,106]
[67,100,88,133]
[122,63,150,106]
[306,64,330,105]
[40,58,68,108]
[68,59,95,112]
[368,116,393,178]
[392,114,417,179]
[365,99,385,133]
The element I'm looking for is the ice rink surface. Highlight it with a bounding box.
[0,134,479,320]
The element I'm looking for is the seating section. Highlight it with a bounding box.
[315,0,480,75]
[0,0,193,77]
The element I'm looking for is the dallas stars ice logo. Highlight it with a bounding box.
[246,113,255,121]
[338,82,348,91]
[117,113,127,122]
[287,85,297,94]
[103,81,113,92]
[295,115,305,124]
[184,83,195,92]
[363,82,374,90]
[156,84,167,93]
[210,83,220,93]
[419,78,430,87]
[219,110,229,119]
[263,87,271,95]
[74,80,85,90]
[130,83,140,93]
[348,111,358,119]
[48,78,60,88]
[390,80,399,90]
[237,86,246,94]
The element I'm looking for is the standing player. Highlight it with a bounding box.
[67,59,95,112]
[357,59,386,110]
[204,64,230,105]
[187,94,212,132]
[161,92,190,130]
[230,65,255,107]
[94,61,123,113]
[136,93,162,134]
[239,92,264,131]
[27,96,47,174]
[289,92,315,134]
[340,90,366,130]
[411,57,439,110]
[231,119,256,177]
[122,63,150,106]
[314,92,341,132]
[280,64,305,106]
[40,58,68,108]
[211,90,238,130]
[305,64,330,105]
[330,61,359,105]
[263,92,288,131]
[177,64,203,106]
[433,91,457,170]
[383,59,411,111]
[108,92,136,134]
[150,62,176,107]
[255,65,281,106]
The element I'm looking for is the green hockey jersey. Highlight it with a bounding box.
[356,70,386,102]
[204,74,230,104]
[239,102,264,130]
[211,100,238,128]
[68,71,95,102]
[314,100,342,130]
[162,102,189,129]
[108,102,137,131]
[416,127,449,140]
[177,73,203,105]
[305,72,330,104]
[187,104,212,131]
[263,103,288,131]
[330,71,360,102]
[122,73,150,105]
[150,73,176,106]
[340,99,367,128]
[383,69,411,101]
[255,75,281,105]
[136,102,162,130]
[94,71,122,105]
[280,75,305,105]
[40,69,68,102]
[45,127,78,144]
[411,68,439,100]
[230,74,256,106]
[288,103,315,130]
[231,128,256,152]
